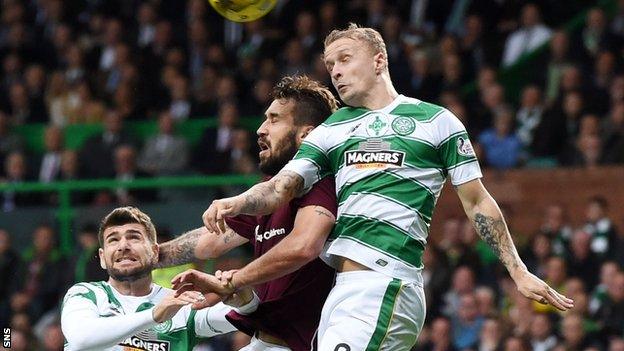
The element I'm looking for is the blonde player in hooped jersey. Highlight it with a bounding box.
[61,207,259,350]
[191,24,574,350]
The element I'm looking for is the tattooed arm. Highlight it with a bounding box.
[156,226,248,268]
[456,179,573,311]
[203,170,305,233]
[225,205,335,290]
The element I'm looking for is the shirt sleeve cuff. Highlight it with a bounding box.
[231,292,260,315]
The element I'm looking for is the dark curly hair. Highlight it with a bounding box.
[271,75,338,127]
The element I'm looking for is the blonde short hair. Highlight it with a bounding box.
[324,23,388,67]
[98,207,157,245]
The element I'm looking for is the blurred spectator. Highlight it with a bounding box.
[522,232,553,278]
[407,50,442,103]
[14,225,64,322]
[477,317,503,351]
[473,83,506,136]
[138,111,189,176]
[589,50,616,114]
[9,329,30,351]
[502,336,531,351]
[422,246,452,320]
[478,105,522,169]
[545,256,568,291]
[418,316,458,351]
[96,18,124,73]
[474,286,497,318]
[69,224,107,284]
[590,261,621,314]
[560,313,595,350]
[112,144,155,205]
[80,110,135,178]
[229,129,257,175]
[24,64,48,118]
[451,293,484,349]
[543,30,574,105]
[567,229,600,288]
[38,125,64,183]
[583,196,618,260]
[63,80,106,125]
[1,151,39,211]
[516,85,545,148]
[41,322,64,351]
[0,111,23,173]
[576,7,621,61]
[136,2,158,48]
[59,150,80,181]
[443,266,476,317]
[167,75,194,121]
[603,101,624,164]
[529,313,558,351]
[194,101,240,174]
[8,81,47,124]
[438,217,481,272]
[0,229,20,326]
[540,204,573,257]
[502,4,552,67]
[593,272,624,337]
[610,338,624,351]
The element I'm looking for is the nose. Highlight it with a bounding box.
[117,237,131,251]
[257,120,268,136]
[331,66,342,81]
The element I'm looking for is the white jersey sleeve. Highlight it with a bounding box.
[194,292,260,337]
[431,109,482,185]
[282,124,331,192]
[61,284,157,350]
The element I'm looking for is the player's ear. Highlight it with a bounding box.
[98,248,107,269]
[152,243,159,261]
[374,52,386,75]
[298,126,314,142]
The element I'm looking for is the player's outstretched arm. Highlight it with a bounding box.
[156,226,248,268]
[221,204,335,291]
[455,179,574,311]
[203,170,304,233]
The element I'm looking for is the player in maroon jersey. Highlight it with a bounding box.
[157,75,338,350]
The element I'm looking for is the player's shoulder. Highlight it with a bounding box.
[390,96,451,123]
[63,281,108,305]
[322,106,370,126]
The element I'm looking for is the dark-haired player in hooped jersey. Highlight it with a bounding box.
[157,75,339,351]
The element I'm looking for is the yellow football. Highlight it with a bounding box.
[207,0,278,23]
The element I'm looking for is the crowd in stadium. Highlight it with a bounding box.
[1,0,624,350]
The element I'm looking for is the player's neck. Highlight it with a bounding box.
[108,275,153,296]
[361,77,398,110]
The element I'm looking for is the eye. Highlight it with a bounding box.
[108,237,118,243]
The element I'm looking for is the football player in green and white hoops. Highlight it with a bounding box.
[200,24,574,350]
[61,207,258,350]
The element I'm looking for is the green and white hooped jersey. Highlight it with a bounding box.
[61,281,232,350]
[283,95,482,284]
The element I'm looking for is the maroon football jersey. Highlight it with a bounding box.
[224,176,337,351]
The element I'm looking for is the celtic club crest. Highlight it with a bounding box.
[391,117,416,136]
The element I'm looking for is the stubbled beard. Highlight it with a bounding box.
[107,263,153,282]
[259,131,298,176]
